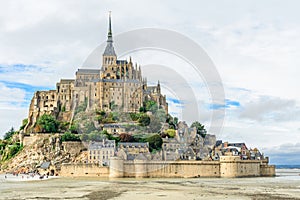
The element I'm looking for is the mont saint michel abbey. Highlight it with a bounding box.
[24,14,168,132]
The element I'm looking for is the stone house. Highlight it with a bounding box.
[88,139,115,166]
[117,142,150,160]
[102,124,126,135]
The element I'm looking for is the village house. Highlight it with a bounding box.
[161,122,216,161]
[213,141,264,161]
[117,142,150,160]
[88,139,115,166]
[102,124,126,135]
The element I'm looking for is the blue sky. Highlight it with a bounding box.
[0,0,300,164]
[209,99,240,110]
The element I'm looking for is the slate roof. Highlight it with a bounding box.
[103,43,116,56]
[88,140,116,150]
[76,69,100,74]
[118,142,149,148]
[40,162,51,169]
[116,60,128,64]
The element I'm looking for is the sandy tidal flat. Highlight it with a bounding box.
[0,169,300,200]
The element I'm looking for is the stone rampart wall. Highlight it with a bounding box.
[122,160,220,178]
[260,164,276,177]
[60,156,275,178]
[60,163,109,177]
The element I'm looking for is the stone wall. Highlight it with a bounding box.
[60,163,109,177]
[219,156,274,178]
[60,156,275,178]
[62,141,85,157]
[260,164,276,177]
[123,160,220,178]
[22,134,52,146]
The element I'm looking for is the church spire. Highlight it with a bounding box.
[103,11,116,56]
[107,11,112,42]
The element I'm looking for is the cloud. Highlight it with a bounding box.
[0,82,26,108]
[262,143,300,164]
[0,64,56,87]
[239,96,300,122]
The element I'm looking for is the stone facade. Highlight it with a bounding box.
[24,13,168,133]
[88,140,115,166]
[117,142,151,161]
[162,121,216,161]
[102,124,126,135]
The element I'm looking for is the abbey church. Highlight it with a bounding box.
[24,14,168,132]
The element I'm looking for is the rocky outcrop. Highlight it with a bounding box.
[1,134,87,174]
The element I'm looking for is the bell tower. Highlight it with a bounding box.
[102,11,117,71]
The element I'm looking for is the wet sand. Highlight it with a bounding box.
[0,170,299,200]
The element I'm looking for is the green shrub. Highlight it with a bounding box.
[146,134,162,152]
[3,127,15,140]
[19,119,28,130]
[165,129,176,138]
[36,114,59,133]
[138,114,150,126]
[61,132,81,142]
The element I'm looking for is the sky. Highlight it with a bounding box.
[0,0,300,164]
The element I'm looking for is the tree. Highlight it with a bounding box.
[3,127,15,140]
[165,129,176,138]
[69,123,79,134]
[146,134,163,152]
[191,121,206,138]
[1,142,23,161]
[74,97,88,115]
[19,118,28,130]
[138,114,150,126]
[36,114,59,133]
[173,117,178,125]
[61,132,81,142]
[82,121,96,134]
[81,133,89,142]
[88,130,106,142]
[148,116,162,133]
[139,106,146,113]
[146,100,158,113]
[119,133,135,142]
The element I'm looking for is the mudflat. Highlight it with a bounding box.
[0,174,300,200]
